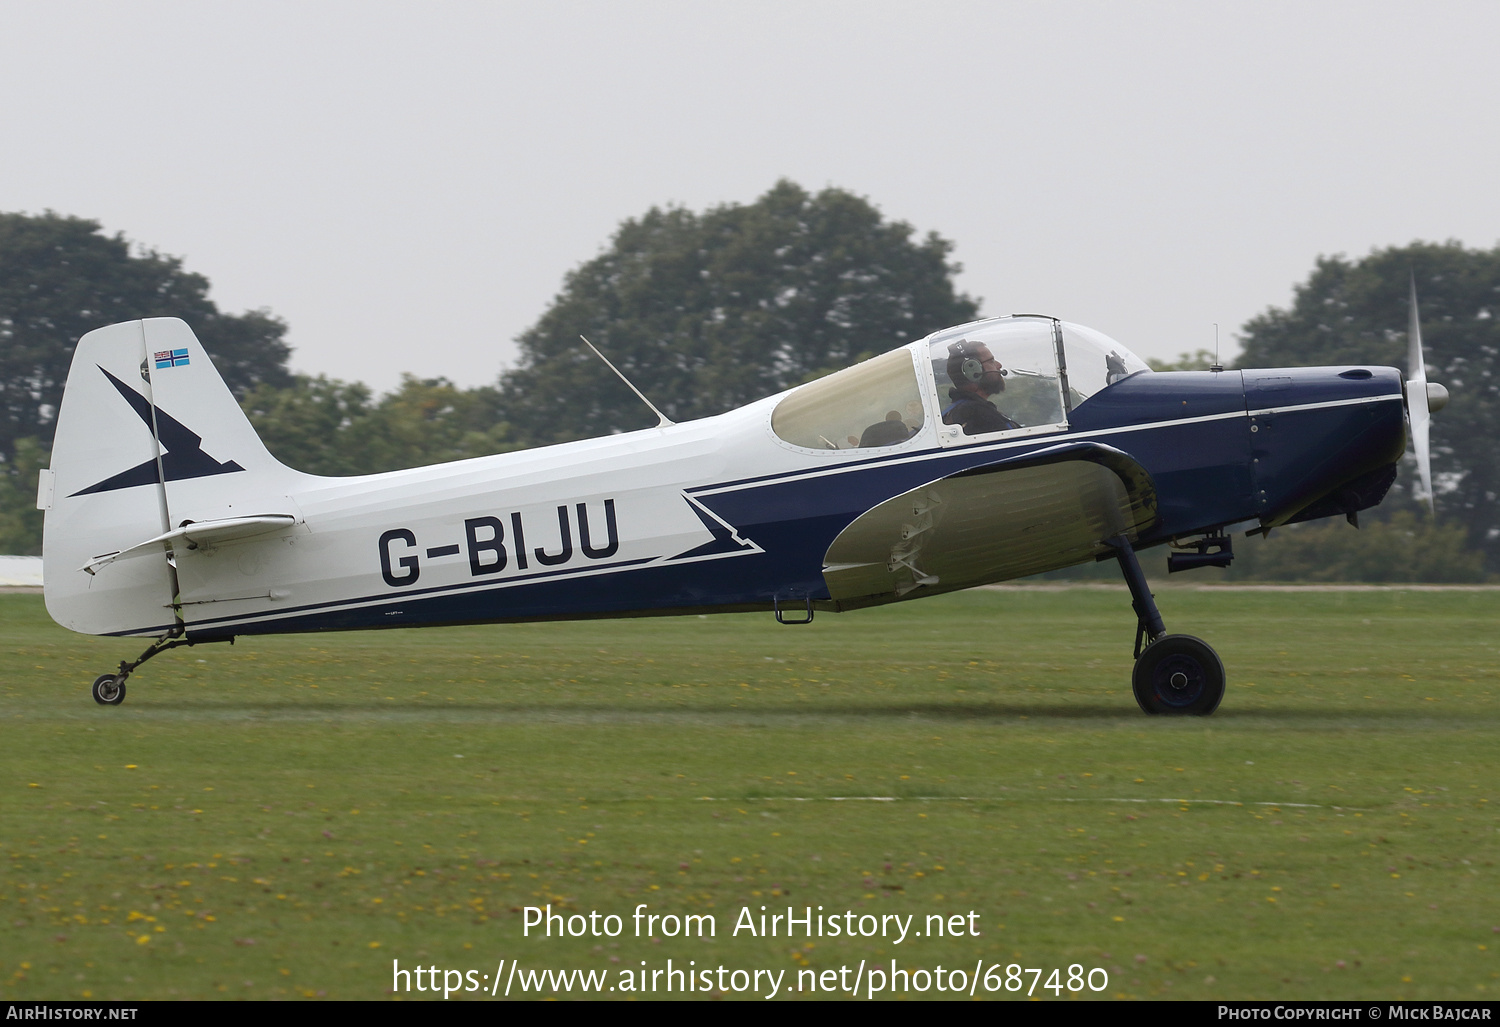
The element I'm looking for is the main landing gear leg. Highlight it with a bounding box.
[90,633,233,706]
[1106,536,1225,716]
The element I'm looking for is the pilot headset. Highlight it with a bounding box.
[949,340,987,383]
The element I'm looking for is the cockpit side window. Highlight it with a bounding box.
[926,319,1066,437]
[771,348,925,451]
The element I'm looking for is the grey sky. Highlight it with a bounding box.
[3,1,1497,393]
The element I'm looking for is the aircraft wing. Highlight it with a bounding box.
[822,442,1158,608]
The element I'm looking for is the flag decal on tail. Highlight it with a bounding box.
[154,348,190,369]
[69,366,245,497]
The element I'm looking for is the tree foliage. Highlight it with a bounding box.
[0,211,293,464]
[1237,241,1500,572]
[497,180,979,445]
[1147,349,1218,372]
[1041,511,1489,584]
[241,375,516,477]
[0,437,48,555]
[1223,513,1491,583]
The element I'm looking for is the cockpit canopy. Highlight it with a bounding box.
[1061,320,1154,401]
[927,316,1151,436]
[769,316,1151,450]
[771,347,924,451]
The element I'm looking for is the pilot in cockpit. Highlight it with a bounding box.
[942,340,1023,435]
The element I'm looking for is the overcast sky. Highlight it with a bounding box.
[4,1,1498,393]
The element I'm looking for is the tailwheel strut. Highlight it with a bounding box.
[90,632,234,706]
[1107,536,1225,716]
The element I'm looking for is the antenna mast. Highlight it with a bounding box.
[579,335,675,428]
[1210,324,1223,373]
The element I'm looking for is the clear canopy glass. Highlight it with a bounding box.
[773,317,1153,451]
[771,347,925,450]
[927,318,1066,435]
[1059,321,1152,404]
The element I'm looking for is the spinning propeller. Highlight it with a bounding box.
[1406,275,1450,513]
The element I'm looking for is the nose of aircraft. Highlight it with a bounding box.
[1246,366,1408,528]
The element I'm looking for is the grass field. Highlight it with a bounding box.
[2,586,1498,1001]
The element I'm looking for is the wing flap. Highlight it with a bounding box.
[822,442,1158,608]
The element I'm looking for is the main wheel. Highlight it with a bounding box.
[91,674,126,706]
[1132,635,1224,715]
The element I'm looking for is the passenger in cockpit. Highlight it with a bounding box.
[942,340,1022,435]
[857,409,911,447]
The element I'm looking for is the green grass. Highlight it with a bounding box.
[2,587,1498,1000]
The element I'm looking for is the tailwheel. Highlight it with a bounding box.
[92,674,126,706]
[82,632,234,706]
[1132,635,1224,715]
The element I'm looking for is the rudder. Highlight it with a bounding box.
[41,318,296,636]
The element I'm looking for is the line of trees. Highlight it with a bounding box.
[0,194,1494,580]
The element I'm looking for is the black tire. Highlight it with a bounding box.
[1132,635,1224,715]
[92,674,126,706]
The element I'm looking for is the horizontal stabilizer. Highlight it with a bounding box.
[82,514,301,575]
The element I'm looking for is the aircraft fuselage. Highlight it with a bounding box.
[159,365,1404,641]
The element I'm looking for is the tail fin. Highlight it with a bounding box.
[41,318,297,636]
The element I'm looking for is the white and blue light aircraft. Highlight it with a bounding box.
[39,297,1445,714]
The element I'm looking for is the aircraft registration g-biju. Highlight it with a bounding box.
[39,292,1447,715]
